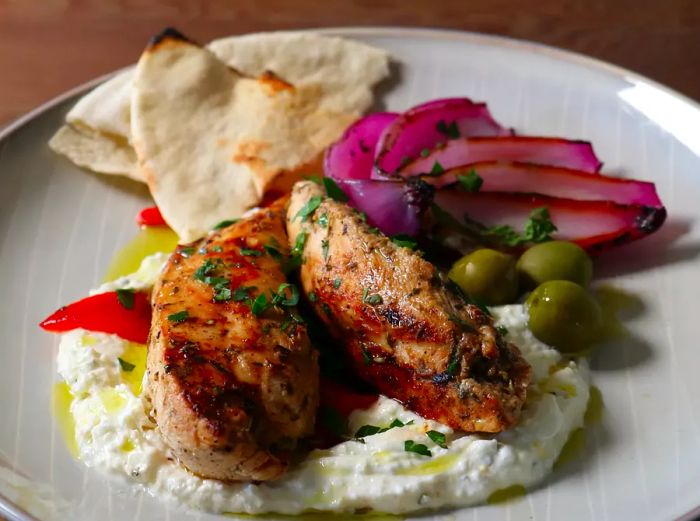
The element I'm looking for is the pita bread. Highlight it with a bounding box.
[48,124,141,179]
[131,31,362,243]
[48,69,144,181]
[49,31,389,182]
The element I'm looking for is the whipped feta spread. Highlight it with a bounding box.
[56,254,590,515]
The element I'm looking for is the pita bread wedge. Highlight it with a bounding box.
[48,69,144,181]
[208,31,389,115]
[131,30,364,243]
[48,124,141,180]
[49,31,389,183]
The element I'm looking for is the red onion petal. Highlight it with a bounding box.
[433,190,666,254]
[336,179,422,236]
[399,136,603,178]
[324,112,399,181]
[425,161,662,207]
[373,97,512,178]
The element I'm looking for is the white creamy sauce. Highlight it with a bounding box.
[56,254,590,515]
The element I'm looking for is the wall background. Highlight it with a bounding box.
[1,0,698,125]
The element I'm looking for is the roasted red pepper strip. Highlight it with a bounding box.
[136,206,167,227]
[39,291,152,344]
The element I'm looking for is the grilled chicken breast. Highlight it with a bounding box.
[287,181,531,433]
[148,198,319,481]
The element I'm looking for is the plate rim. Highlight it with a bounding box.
[1,25,699,521]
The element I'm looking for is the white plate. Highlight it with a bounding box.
[1,27,699,521]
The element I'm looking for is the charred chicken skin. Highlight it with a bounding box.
[286,181,531,433]
[148,198,319,481]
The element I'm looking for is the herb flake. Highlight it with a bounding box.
[405,440,432,457]
[240,247,262,257]
[430,161,445,176]
[294,195,323,222]
[457,169,483,192]
[118,358,136,372]
[390,234,418,250]
[362,288,383,305]
[116,289,135,309]
[212,219,238,230]
[167,310,189,323]
[426,430,447,448]
[323,177,349,202]
[483,206,557,247]
[436,120,460,139]
[251,294,269,316]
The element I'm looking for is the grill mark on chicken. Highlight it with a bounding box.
[286,181,531,433]
[148,198,319,481]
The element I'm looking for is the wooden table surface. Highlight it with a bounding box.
[1,0,699,127]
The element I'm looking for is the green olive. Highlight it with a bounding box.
[526,280,602,353]
[517,241,593,290]
[448,248,518,306]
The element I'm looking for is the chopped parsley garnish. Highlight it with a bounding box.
[362,288,383,305]
[390,234,418,250]
[167,310,189,323]
[193,258,218,281]
[355,424,382,438]
[116,289,135,309]
[271,283,300,307]
[193,258,232,302]
[322,239,330,261]
[251,294,269,316]
[355,418,413,438]
[308,291,318,302]
[240,247,262,257]
[280,312,304,333]
[212,219,238,230]
[317,213,329,228]
[457,169,483,192]
[294,195,323,222]
[283,232,306,273]
[497,325,509,336]
[291,232,307,257]
[323,177,349,202]
[118,358,135,372]
[426,430,447,448]
[483,206,557,247]
[436,120,460,139]
[233,285,256,302]
[305,173,323,185]
[446,344,460,377]
[333,277,342,289]
[320,405,348,437]
[404,440,432,457]
[429,161,445,176]
[321,302,332,317]
[212,284,232,302]
[179,246,196,257]
[264,244,282,260]
[360,345,372,365]
[420,148,431,158]
[211,245,223,252]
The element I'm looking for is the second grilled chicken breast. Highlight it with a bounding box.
[148,198,319,481]
[287,181,531,433]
